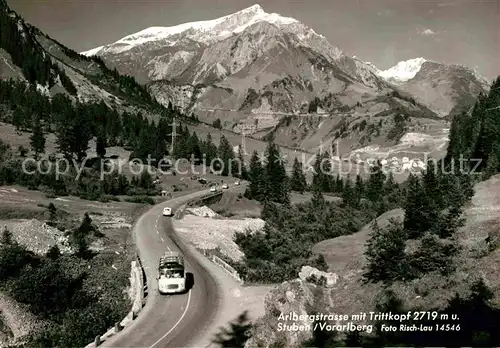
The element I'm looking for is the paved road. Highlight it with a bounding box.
[102,188,232,348]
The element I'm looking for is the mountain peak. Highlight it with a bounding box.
[81,3,299,55]
[378,57,428,83]
[240,4,265,14]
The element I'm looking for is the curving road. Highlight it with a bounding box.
[102,188,233,348]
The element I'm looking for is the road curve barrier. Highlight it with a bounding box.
[85,255,146,348]
[198,249,243,285]
[210,254,243,284]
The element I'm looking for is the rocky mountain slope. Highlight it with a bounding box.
[376,58,490,117]
[81,4,453,156]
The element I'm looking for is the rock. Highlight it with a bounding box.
[298,266,339,288]
[185,206,218,218]
[247,280,316,348]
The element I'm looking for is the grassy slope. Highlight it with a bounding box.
[311,174,500,317]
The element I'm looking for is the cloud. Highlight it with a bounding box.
[418,28,437,36]
[376,9,394,16]
[437,0,461,7]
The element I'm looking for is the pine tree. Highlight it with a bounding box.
[212,311,252,348]
[217,135,235,176]
[72,213,93,256]
[311,151,332,192]
[12,108,24,132]
[264,141,289,204]
[403,174,436,239]
[410,232,458,276]
[202,133,218,167]
[30,118,45,159]
[236,145,248,180]
[172,125,188,159]
[96,134,106,158]
[46,244,61,260]
[366,163,386,202]
[290,158,307,193]
[246,151,265,201]
[47,203,57,223]
[363,219,408,285]
[422,160,444,210]
[355,174,364,204]
[1,226,13,245]
[342,176,356,207]
[311,186,326,208]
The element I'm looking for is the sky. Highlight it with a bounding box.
[9,0,500,80]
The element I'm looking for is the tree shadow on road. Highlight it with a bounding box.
[212,310,252,348]
[185,272,194,291]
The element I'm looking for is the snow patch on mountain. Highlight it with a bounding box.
[81,4,301,55]
[378,58,427,83]
[81,45,104,57]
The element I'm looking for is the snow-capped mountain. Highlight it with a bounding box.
[81,4,348,84]
[80,5,393,112]
[375,58,489,117]
[378,58,427,84]
[83,5,324,56]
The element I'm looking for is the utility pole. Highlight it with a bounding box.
[168,99,184,154]
[169,116,177,154]
[240,123,253,156]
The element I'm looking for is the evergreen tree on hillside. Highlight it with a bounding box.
[96,133,106,158]
[236,145,248,180]
[172,125,188,159]
[363,219,407,285]
[311,186,326,208]
[366,163,386,202]
[151,128,167,166]
[355,174,364,203]
[30,118,45,159]
[133,124,155,161]
[213,311,252,348]
[403,174,435,239]
[290,158,307,193]
[342,176,357,207]
[12,108,25,132]
[47,203,57,224]
[54,103,93,161]
[311,151,332,193]
[187,131,202,163]
[72,213,93,256]
[217,135,235,176]
[245,151,266,201]
[1,227,13,245]
[409,232,458,277]
[202,133,218,167]
[264,141,289,204]
[471,78,500,174]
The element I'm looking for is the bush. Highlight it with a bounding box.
[234,200,376,283]
[125,196,155,205]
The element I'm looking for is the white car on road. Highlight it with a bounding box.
[162,207,173,216]
[222,183,228,189]
[210,186,217,192]
[234,181,240,186]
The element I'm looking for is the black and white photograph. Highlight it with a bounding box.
[0,0,499,347]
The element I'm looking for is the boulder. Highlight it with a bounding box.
[298,266,339,288]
